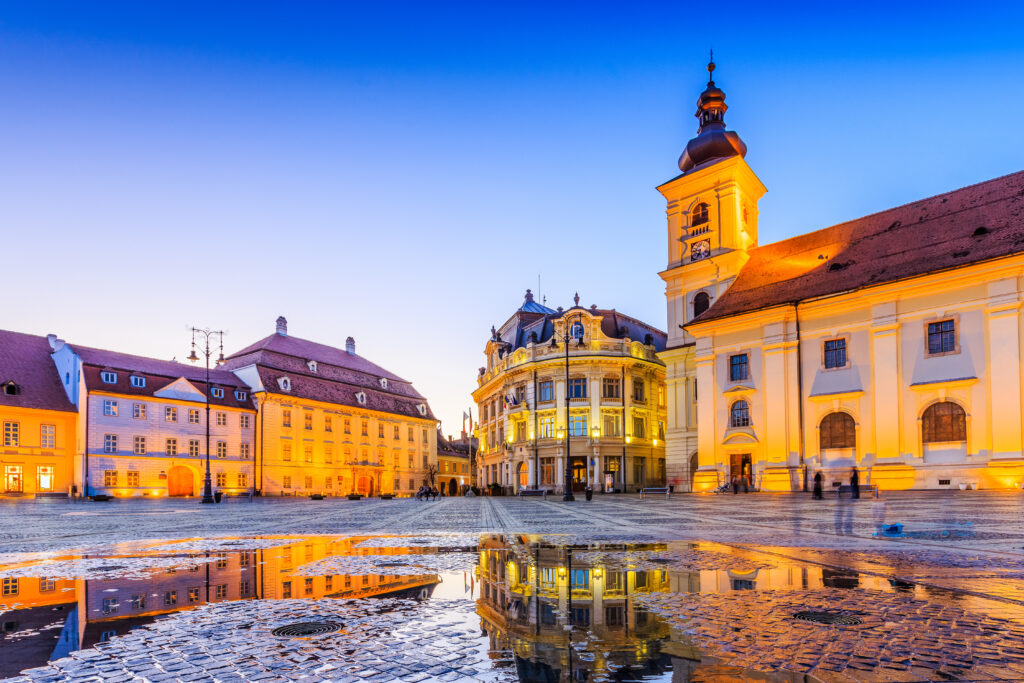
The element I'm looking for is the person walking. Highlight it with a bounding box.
[812,471,823,500]
[850,467,860,500]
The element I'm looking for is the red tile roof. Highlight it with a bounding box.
[226,333,407,382]
[0,330,76,413]
[690,170,1024,326]
[72,345,254,410]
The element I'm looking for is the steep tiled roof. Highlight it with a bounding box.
[496,304,667,353]
[690,171,1024,325]
[0,330,76,413]
[72,345,254,410]
[226,334,406,382]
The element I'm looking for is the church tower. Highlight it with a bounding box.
[658,57,766,490]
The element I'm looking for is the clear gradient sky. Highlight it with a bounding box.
[2,2,1023,432]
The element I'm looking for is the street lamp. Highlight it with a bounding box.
[188,327,225,505]
[549,302,585,501]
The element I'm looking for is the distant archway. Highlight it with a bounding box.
[689,452,698,492]
[447,478,457,496]
[357,476,374,496]
[518,462,528,489]
[167,466,194,497]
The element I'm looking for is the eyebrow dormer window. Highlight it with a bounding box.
[2,382,19,395]
[691,203,709,226]
[379,378,388,389]
[307,361,317,373]
[417,404,427,416]
[130,376,146,388]
[211,388,224,399]
[355,391,367,405]
[278,377,291,392]
[101,371,117,384]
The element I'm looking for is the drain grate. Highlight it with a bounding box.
[271,621,342,638]
[377,561,409,567]
[93,565,127,572]
[793,610,862,626]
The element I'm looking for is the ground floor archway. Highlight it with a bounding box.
[167,466,195,497]
[357,475,374,496]
[447,478,458,496]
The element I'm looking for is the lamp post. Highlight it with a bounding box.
[188,327,225,505]
[550,305,584,502]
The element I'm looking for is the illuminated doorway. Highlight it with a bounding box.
[570,457,587,492]
[167,466,194,497]
[36,465,54,492]
[4,465,23,493]
[518,462,528,489]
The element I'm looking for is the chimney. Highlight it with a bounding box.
[345,336,355,354]
[275,316,288,336]
[46,334,57,350]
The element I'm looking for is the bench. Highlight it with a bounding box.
[834,484,877,498]
[640,487,671,500]
[517,489,549,499]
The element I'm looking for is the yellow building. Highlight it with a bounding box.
[436,430,473,495]
[0,330,78,497]
[222,317,438,497]
[660,59,1024,491]
[473,292,667,495]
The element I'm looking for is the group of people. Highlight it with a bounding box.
[414,485,441,500]
[812,467,860,499]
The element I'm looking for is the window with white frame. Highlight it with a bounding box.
[3,422,19,447]
[103,400,118,417]
[188,439,200,457]
[166,438,178,456]
[104,469,117,486]
[730,400,751,428]
[216,473,226,487]
[189,409,200,424]
[133,403,146,419]
[539,415,555,438]
[569,413,587,437]
[216,441,227,458]
[104,434,118,453]
[101,371,117,384]
[165,406,177,422]
[216,412,227,426]
[133,436,146,455]
[240,443,250,459]
[127,471,140,486]
[130,375,146,388]
[235,390,247,401]
[632,416,646,439]
[602,413,620,437]
[240,414,250,429]
[211,387,224,399]
[40,424,55,449]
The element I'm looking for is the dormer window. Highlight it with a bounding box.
[211,387,225,399]
[278,377,292,392]
[307,360,317,373]
[691,202,709,226]
[355,391,367,405]
[130,376,146,388]
[570,321,585,341]
[235,390,247,401]
[417,403,428,416]
[2,381,19,396]
[101,371,117,384]
[379,378,388,389]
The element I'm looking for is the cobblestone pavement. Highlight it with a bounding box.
[2,492,1024,681]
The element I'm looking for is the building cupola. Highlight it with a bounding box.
[678,54,748,173]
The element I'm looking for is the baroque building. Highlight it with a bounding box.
[221,317,437,497]
[473,291,667,494]
[0,331,77,497]
[51,338,256,497]
[660,59,1024,491]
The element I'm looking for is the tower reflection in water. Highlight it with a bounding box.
[476,536,674,682]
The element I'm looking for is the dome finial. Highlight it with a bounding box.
[707,48,715,84]
[677,54,747,172]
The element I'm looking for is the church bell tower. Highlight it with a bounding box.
[657,56,766,491]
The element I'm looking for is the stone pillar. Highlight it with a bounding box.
[987,278,1023,460]
[871,304,901,460]
[693,338,719,491]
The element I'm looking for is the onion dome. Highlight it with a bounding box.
[678,54,747,173]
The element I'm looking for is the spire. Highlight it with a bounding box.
[678,54,747,173]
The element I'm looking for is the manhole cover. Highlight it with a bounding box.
[271,621,343,638]
[93,565,127,572]
[793,611,862,625]
[377,561,409,567]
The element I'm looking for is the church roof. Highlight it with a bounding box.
[689,170,1024,326]
[0,330,76,413]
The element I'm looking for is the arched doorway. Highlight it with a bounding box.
[447,478,457,496]
[518,462,528,489]
[168,466,194,497]
[689,453,698,492]
[357,476,373,496]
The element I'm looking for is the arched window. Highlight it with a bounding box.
[819,412,856,449]
[693,291,711,317]
[729,400,750,428]
[691,203,709,226]
[570,321,585,341]
[922,402,966,443]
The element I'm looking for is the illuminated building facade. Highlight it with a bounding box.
[222,317,438,497]
[661,59,1024,491]
[0,331,78,497]
[473,291,667,494]
[51,339,256,497]
[436,430,473,495]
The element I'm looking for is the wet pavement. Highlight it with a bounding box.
[1,491,1023,681]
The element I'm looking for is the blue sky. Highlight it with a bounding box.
[2,2,1023,431]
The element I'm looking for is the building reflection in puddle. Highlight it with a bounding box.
[0,536,439,678]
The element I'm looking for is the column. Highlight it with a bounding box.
[871,303,900,460]
[987,280,1023,459]
[693,338,719,491]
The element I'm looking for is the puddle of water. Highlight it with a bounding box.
[2,534,1023,681]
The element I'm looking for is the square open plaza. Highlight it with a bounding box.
[3,7,1024,680]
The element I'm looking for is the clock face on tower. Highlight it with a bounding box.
[690,239,711,262]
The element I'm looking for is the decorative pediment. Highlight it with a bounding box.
[723,383,755,394]
[154,377,205,403]
[722,428,758,445]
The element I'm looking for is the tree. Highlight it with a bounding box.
[424,463,438,487]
